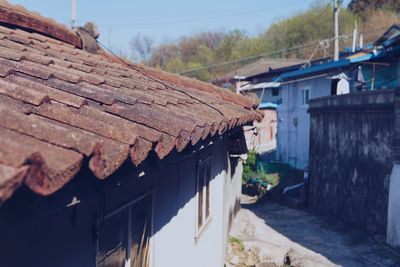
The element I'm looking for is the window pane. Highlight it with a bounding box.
[97,209,127,267]
[198,164,205,228]
[302,89,310,105]
[205,162,211,220]
[130,196,152,267]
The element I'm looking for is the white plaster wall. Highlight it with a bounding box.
[277,77,331,169]
[152,139,238,267]
[387,164,400,248]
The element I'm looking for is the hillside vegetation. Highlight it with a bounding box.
[130,1,399,81]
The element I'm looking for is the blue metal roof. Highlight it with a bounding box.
[278,59,350,81]
[276,50,387,81]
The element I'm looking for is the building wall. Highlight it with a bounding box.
[276,76,331,169]
[308,90,395,234]
[250,88,281,104]
[245,109,277,152]
[388,164,400,248]
[388,90,400,248]
[0,135,243,267]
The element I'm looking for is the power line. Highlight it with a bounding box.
[179,42,319,74]
[178,27,389,75]
[97,0,308,27]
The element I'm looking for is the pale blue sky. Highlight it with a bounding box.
[8,0,351,56]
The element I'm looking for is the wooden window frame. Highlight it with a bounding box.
[301,88,310,107]
[195,156,212,241]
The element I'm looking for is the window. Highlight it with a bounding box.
[272,88,280,96]
[196,157,212,237]
[96,193,152,267]
[301,88,310,106]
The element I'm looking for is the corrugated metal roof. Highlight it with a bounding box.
[278,60,350,81]
[0,2,262,202]
[277,50,387,81]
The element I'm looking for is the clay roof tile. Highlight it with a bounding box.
[0,2,262,202]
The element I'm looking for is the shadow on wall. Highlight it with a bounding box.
[0,135,238,267]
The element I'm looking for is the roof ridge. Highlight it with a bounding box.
[0,1,81,48]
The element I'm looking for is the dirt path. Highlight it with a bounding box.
[226,197,400,267]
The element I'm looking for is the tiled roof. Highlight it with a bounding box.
[215,58,306,82]
[0,3,262,202]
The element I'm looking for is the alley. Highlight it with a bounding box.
[226,198,400,267]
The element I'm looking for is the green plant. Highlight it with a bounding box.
[243,150,257,183]
[228,236,244,252]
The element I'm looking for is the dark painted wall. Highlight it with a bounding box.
[308,89,395,234]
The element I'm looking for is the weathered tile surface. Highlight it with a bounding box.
[0,2,262,202]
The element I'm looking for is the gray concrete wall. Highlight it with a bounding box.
[388,164,400,248]
[308,90,395,234]
[0,134,243,267]
[277,76,331,169]
[388,90,400,248]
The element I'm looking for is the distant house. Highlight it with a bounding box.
[0,3,262,267]
[276,60,354,169]
[245,104,278,153]
[213,57,304,91]
[242,25,400,169]
[215,59,304,152]
[278,53,399,169]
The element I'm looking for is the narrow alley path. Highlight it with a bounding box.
[226,198,400,267]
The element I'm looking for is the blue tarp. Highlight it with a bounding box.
[259,102,278,109]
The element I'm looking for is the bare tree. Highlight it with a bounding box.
[130,33,154,63]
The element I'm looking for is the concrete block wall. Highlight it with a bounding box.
[308,89,395,234]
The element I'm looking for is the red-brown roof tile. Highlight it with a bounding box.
[0,2,262,203]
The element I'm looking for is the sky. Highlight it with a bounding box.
[8,0,351,56]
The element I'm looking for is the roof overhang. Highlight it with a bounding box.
[240,82,281,92]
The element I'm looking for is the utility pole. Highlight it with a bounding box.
[71,0,77,29]
[352,21,358,53]
[333,0,339,61]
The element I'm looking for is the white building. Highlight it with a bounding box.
[275,58,358,170]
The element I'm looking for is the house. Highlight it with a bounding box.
[0,3,262,267]
[244,103,277,153]
[278,53,400,169]
[276,60,354,169]
[217,59,303,153]
[213,57,304,92]
[242,26,400,169]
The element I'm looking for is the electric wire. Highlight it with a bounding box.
[97,0,308,27]
[178,26,390,75]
